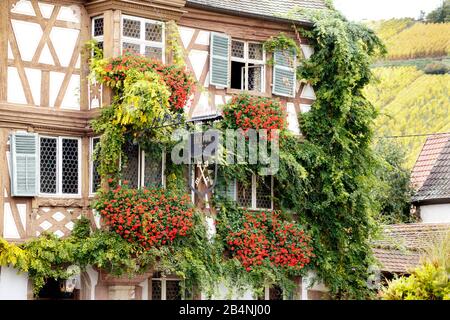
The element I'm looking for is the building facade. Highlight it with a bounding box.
[0,0,327,300]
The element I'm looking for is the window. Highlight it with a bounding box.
[120,140,164,189]
[90,137,101,195]
[121,15,164,61]
[90,16,104,109]
[216,172,273,210]
[39,136,81,196]
[230,40,265,92]
[91,16,104,51]
[151,273,182,300]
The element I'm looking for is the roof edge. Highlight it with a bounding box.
[412,197,450,205]
[185,2,314,27]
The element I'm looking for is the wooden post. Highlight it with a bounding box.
[0,129,7,237]
[0,0,9,101]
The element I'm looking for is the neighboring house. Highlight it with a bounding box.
[373,134,450,279]
[0,0,326,300]
[411,134,450,223]
[373,223,450,277]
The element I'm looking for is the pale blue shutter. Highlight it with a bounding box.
[210,32,230,87]
[272,49,296,97]
[11,132,38,196]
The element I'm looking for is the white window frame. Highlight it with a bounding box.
[38,136,82,197]
[91,15,104,45]
[151,274,183,300]
[234,173,273,211]
[89,136,101,196]
[120,14,165,63]
[89,16,104,110]
[230,40,266,93]
[139,149,166,188]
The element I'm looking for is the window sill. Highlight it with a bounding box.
[37,194,83,199]
[226,88,271,98]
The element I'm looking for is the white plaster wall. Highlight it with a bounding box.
[420,204,450,223]
[0,267,28,300]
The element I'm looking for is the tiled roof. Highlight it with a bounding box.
[411,134,450,191]
[413,136,450,202]
[372,248,420,274]
[186,0,327,23]
[372,223,450,273]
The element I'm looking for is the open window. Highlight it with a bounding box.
[230,40,265,93]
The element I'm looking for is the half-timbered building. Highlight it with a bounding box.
[0,0,328,300]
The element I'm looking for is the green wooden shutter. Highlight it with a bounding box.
[272,49,296,97]
[11,132,38,197]
[210,32,230,87]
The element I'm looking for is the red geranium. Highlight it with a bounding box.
[225,211,314,272]
[222,94,286,141]
[93,185,195,250]
[95,51,195,112]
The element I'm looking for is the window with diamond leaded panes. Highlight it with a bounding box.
[39,136,80,196]
[120,141,165,189]
[121,141,140,189]
[256,175,272,209]
[40,137,57,194]
[144,151,163,188]
[237,179,252,208]
[91,16,104,51]
[230,40,265,92]
[90,137,101,194]
[221,173,273,210]
[151,273,182,300]
[121,15,164,62]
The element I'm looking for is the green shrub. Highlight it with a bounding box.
[424,62,449,75]
[381,231,450,300]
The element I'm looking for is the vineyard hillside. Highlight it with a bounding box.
[367,19,450,61]
[365,67,450,168]
[364,19,450,169]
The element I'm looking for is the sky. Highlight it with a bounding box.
[333,0,443,21]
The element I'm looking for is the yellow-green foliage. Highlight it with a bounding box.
[381,263,450,300]
[365,67,450,168]
[0,238,28,271]
[367,19,450,60]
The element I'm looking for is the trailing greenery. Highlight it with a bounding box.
[0,189,223,297]
[371,139,416,224]
[263,33,302,65]
[88,46,195,179]
[263,8,385,299]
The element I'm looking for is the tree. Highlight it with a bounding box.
[372,139,415,224]
[426,0,450,23]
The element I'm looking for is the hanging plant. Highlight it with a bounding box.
[93,184,196,250]
[221,94,286,141]
[224,211,314,273]
[90,51,195,113]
